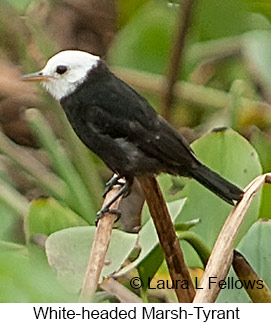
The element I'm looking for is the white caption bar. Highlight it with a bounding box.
[0,303,269,322]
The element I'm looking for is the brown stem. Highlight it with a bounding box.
[100,278,142,303]
[79,186,120,302]
[233,250,271,303]
[161,0,196,121]
[138,175,195,302]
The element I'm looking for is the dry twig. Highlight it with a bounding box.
[79,186,120,302]
[193,173,271,303]
[100,278,142,303]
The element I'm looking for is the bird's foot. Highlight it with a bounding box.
[95,208,121,226]
[102,175,124,198]
[96,179,132,226]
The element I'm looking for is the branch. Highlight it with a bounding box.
[79,186,120,302]
[138,175,195,302]
[193,173,271,303]
[161,0,196,121]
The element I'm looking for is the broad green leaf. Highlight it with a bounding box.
[243,0,271,22]
[177,129,262,267]
[24,198,88,243]
[0,250,75,302]
[157,173,184,202]
[138,244,163,293]
[237,220,271,289]
[216,268,251,303]
[218,219,271,302]
[193,0,251,41]
[138,218,201,293]
[116,199,186,278]
[45,227,137,293]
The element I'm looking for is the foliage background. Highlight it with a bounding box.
[0,0,271,302]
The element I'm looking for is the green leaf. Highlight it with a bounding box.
[218,219,271,302]
[157,173,184,202]
[258,184,271,220]
[137,219,204,294]
[24,198,88,243]
[109,1,177,75]
[110,0,261,79]
[0,249,75,302]
[178,129,262,267]
[193,0,250,41]
[137,245,163,294]
[216,268,251,303]
[0,240,27,256]
[250,128,271,173]
[26,109,96,223]
[243,0,271,22]
[116,199,186,279]
[45,227,138,293]
[237,219,271,290]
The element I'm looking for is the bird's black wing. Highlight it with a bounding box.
[82,69,199,169]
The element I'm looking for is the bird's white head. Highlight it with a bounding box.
[21,50,100,100]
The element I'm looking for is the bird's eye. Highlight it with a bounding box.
[56,65,68,75]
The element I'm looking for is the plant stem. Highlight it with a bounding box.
[0,178,29,216]
[187,35,242,64]
[113,67,271,118]
[178,231,211,267]
[161,0,196,121]
[138,175,195,302]
[0,130,68,201]
[79,186,121,302]
[26,108,95,223]
[233,250,271,303]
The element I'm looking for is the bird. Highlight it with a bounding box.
[21,50,243,219]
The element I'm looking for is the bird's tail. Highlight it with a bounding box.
[189,164,243,205]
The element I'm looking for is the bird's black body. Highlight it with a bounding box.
[60,61,243,205]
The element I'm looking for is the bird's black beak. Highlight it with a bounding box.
[21,71,51,82]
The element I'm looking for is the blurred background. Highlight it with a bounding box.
[0,0,271,302]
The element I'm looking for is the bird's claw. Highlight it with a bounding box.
[95,208,121,226]
[102,175,124,198]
